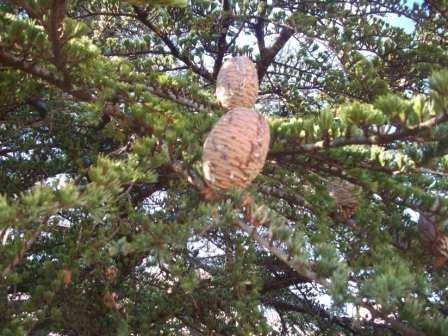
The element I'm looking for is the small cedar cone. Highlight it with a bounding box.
[216,56,258,109]
[202,107,270,190]
[418,212,448,268]
[61,268,72,286]
[105,266,118,282]
[328,178,359,220]
[103,291,121,310]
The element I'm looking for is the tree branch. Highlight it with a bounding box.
[2,217,49,277]
[70,11,137,19]
[133,7,213,82]
[360,301,426,336]
[47,0,66,77]
[257,27,295,81]
[254,3,295,82]
[236,220,331,288]
[265,298,397,335]
[0,49,94,102]
[0,50,217,113]
[212,0,232,80]
[271,111,448,155]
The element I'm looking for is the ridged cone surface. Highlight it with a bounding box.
[203,107,270,190]
[216,56,258,109]
[418,214,448,259]
[328,179,359,220]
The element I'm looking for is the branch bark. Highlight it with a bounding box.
[254,2,294,81]
[134,7,213,82]
[47,0,66,76]
[237,220,331,288]
[212,0,232,80]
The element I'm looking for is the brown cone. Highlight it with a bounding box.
[216,56,258,109]
[418,212,448,267]
[202,107,270,190]
[328,178,359,220]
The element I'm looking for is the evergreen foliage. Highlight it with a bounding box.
[1,0,448,335]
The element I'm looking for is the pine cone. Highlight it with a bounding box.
[62,268,72,286]
[418,212,448,267]
[216,56,258,109]
[328,178,359,220]
[202,107,270,190]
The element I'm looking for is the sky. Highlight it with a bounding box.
[386,0,424,33]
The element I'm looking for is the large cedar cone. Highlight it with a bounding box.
[328,178,359,220]
[202,107,270,190]
[418,212,448,268]
[216,56,259,109]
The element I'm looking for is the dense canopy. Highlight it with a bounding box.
[1,0,448,335]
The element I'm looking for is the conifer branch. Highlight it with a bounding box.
[147,83,221,114]
[254,2,295,81]
[360,302,426,336]
[169,160,331,287]
[236,220,331,289]
[292,154,448,217]
[212,0,232,80]
[0,50,94,102]
[134,6,214,82]
[0,50,216,112]
[70,11,137,19]
[47,0,66,75]
[2,217,49,277]
[1,1,447,333]
[272,110,448,154]
[264,299,395,335]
